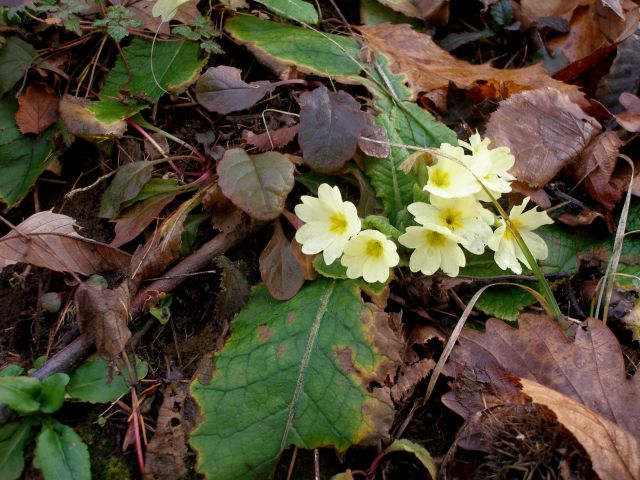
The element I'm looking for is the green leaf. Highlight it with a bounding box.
[225,15,361,79]
[360,0,421,26]
[0,37,39,96]
[191,279,401,479]
[0,420,36,480]
[99,161,155,218]
[0,97,57,208]
[313,255,349,279]
[217,149,295,220]
[89,39,206,124]
[34,421,90,480]
[474,284,537,321]
[181,213,209,255]
[0,365,24,377]
[66,356,148,404]
[256,0,318,23]
[0,376,41,415]
[38,374,70,414]
[150,295,172,325]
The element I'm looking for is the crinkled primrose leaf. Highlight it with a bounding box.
[190,279,403,480]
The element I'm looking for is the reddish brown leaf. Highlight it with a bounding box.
[390,358,435,403]
[259,220,304,301]
[565,130,624,210]
[0,211,131,275]
[298,86,366,172]
[359,23,587,106]
[443,314,640,438]
[75,279,131,359]
[358,113,390,159]
[128,0,200,36]
[485,88,601,188]
[518,379,640,480]
[111,192,177,248]
[59,95,126,138]
[215,255,250,322]
[596,32,640,113]
[242,124,299,152]
[196,66,276,115]
[290,238,317,281]
[15,85,58,134]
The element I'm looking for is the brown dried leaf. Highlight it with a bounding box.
[259,219,304,301]
[241,124,299,152]
[75,279,131,359]
[358,113,390,158]
[143,383,191,480]
[215,255,250,322]
[519,378,640,480]
[0,211,131,275]
[359,23,587,106]
[390,358,435,403]
[15,85,58,134]
[127,0,200,36]
[566,130,624,210]
[485,88,601,188]
[444,314,640,438]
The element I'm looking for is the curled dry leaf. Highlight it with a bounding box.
[298,86,366,172]
[615,92,640,132]
[15,84,58,135]
[443,314,640,438]
[196,65,276,115]
[0,211,131,275]
[242,124,299,152]
[596,32,640,113]
[75,279,131,360]
[59,95,126,138]
[485,88,601,188]
[359,23,587,106]
[358,112,390,159]
[518,378,640,480]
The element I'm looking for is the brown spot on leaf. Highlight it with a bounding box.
[258,324,273,341]
[334,347,356,374]
[276,344,286,357]
[287,313,296,325]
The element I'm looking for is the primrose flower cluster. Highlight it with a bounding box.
[295,133,553,283]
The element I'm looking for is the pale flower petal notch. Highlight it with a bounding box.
[295,184,361,265]
[487,197,553,274]
[340,230,399,283]
[398,224,467,276]
[152,0,190,22]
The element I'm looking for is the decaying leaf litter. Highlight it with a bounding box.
[0,0,639,478]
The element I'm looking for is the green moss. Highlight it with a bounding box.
[75,415,133,480]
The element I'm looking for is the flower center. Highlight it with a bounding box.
[440,208,463,230]
[426,231,446,247]
[365,239,384,258]
[429,166,450,188]
[504,218,523,240]
[328,212,348,234]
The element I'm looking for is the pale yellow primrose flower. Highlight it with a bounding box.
[341,230,399,283]
[295,184,361,265]
[408,196,494,254]
[459,132,516,202]
[398,224,467,276]
[424,144,479,198]
[487,197,553,274]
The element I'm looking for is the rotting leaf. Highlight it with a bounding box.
[217,149,295,220]
[359,23,587,105]
[195,65,276,115]
[0,211,131,276]
[58,95,126,139]
[75,278,131,360]
[190,279,403,480]
[615,92,640,132]
[518,379,640,480]
[443,314,640,438]
[596,32,640,113]
[298,86,366,172]
[144,383,192,480]
[15,85,58,135]
[358,113,390,159]
[485,88,601,188]
[259,219,304,301]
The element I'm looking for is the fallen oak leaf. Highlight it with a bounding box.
[0,211,131,275]
[359,23,587,106]
[517,378,640,480]
[485,88,601,188]
[15,84,58,134]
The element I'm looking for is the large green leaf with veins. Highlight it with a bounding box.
[190,279,402,479]
[89,39,206,124]
[225,16,361,79]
